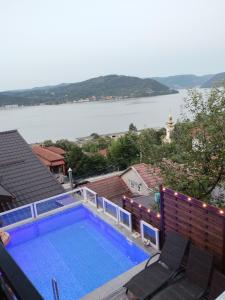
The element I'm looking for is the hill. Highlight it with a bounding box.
[0,75,177,107]
[152,74,213,89]
[201,72,225,88]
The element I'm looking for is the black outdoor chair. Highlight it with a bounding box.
[152,244,214,300]
[124,231,189,300]
[205,270,225,300]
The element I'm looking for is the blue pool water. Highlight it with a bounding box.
[7,205,149,300]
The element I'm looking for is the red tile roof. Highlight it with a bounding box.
[99,149,108,157]
[131,163,163,189]
[85,175,132,203]
[38,156,51,167]
[46,146,66,156]
[32,146,65,164]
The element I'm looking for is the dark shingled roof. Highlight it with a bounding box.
[0,130,64,212]
[0,184,13,201]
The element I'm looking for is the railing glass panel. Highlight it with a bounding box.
[140,220,159,250]
[118,207,132,231]
[0,205,33,229]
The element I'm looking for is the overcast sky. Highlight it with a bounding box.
[0,0,225,91]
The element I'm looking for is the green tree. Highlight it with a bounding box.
[66,144,84,172]
[82,136,112,153]
[76,154,108,178]
[161,87,225,204]
[55,139,75,151]
[108,132,139,169]
[129,123,137,132]
[90,133,99,139]
[138,128,169,164]
[43,140,54,147]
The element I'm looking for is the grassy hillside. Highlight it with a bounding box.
[0,75,177,106]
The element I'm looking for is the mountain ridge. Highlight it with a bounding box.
[153,74,214,89]
[201,72,225,88]
[0,74,177,106]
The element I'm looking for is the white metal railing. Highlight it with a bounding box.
[0,203,34,230]
[0,188,84,230]
[96,196,104,209]
[140,220,159,250]
[34,188,83,217]
[103,197,118,221]
[0,187,133,232]
[118,207,132,232]
[83,187,97,206]
[85,195,132,231]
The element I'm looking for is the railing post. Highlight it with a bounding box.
[103,198,106,213]
[95,194,99,208]
[32,203,38,219]
[83,188,87,201]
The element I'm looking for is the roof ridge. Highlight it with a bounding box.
[0,129,18,135]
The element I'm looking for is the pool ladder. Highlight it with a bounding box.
[52,277,60,300]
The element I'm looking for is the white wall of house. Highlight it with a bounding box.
[121,168,149,196]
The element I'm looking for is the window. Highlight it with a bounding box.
[129,179,142,192]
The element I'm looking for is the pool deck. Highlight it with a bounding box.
[81,202,159,300]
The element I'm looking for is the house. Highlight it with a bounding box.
[84,175,132,206]
[121,163,162,195]
[84,163,163,208]
[46,146,66,156]
[98,148,108,157]
[0,130,64,212]
[32,145,66,175]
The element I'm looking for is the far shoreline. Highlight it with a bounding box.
[0,90,179,110]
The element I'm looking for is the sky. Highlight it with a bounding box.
[0,0,225,91]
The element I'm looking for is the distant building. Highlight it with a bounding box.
[32,145,66,175]
[0,130,64,212]
[46,146,66,157]
[98,148,108,157]
[164,114,174,143]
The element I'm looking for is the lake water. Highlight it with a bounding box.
[0,91,188,143]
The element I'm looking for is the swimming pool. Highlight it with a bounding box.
[6,205,149,300]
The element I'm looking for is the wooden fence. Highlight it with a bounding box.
[160,187,225,272]
[122,197,161,232]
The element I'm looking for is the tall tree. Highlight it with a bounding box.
[108,132,139,169]
[138,128,168,164]
[161,87,225,204]
[129,123,137,132]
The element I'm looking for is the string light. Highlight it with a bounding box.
[157,213,160,218]
[130,199,134,204]
[162,187,166,191]
[123,195,126,199]
[138,204,142,208]
[174,192,178,196]
[202,203,207,208]
[147,209,151,213]
[188,197,192,201]
[219,210,224,215]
